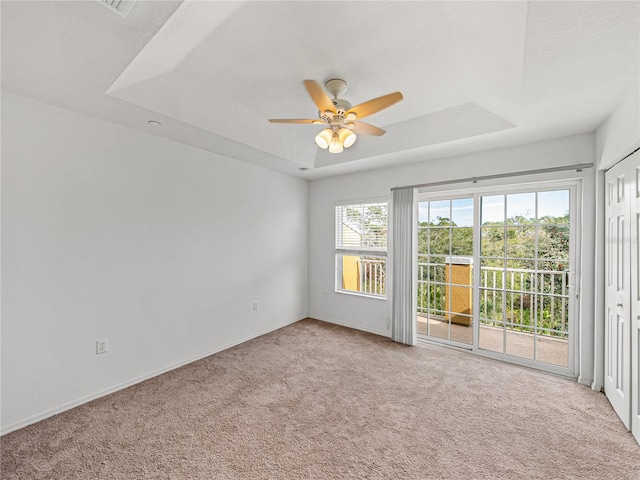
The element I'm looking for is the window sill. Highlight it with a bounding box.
[335,290,387,300]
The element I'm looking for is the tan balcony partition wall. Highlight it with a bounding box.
[445,257,472,326]
[342,255,360,291]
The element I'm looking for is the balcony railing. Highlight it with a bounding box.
[358,257,385,296]
[417,260,569,338]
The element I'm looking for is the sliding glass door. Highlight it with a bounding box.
[417,197,474,345]
[417,184,577,372]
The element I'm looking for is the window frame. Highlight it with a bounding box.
[416,178,581,376]
[335,198,389,299]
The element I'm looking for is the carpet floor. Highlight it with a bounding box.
[1,318,639,479]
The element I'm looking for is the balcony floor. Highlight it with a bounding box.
[417,315,568,367]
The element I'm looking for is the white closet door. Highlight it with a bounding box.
[629,152,640,444]
[604,156,633,428]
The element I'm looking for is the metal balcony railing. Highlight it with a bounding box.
[358,257,386,296]
[417,260,570,338]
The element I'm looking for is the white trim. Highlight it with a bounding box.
[592,170,607,390]
[336,247,387,256]
[0,316,306,436]
[311,315,391,338]
[335,200,389,297]
[334,288,387,300]
[398,163,593,191]
[419,175,584,198]
[335,196,388,207]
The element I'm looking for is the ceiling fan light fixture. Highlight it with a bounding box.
[339,128,357,149]
[315,128,332,149]
[269,79,403,154]
[329,131,344,153]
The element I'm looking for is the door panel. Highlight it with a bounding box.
[476,190,571,368]
[417,197,474,346]
[631,155,640,444]
[604,154,636,430]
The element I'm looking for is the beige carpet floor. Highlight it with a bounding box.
[1,318,639,479]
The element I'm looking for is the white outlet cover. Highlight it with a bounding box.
[96,339,108,354]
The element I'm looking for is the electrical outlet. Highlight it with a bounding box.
[253,301,259,311]
[96,339,108,354]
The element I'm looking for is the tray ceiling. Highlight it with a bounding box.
[2,1,638,178]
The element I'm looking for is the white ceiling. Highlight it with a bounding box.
[2,1,638,179]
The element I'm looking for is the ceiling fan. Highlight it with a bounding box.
[268,79,403,153]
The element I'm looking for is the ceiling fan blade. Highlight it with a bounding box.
[268,118,323,124]
[351,121,385,136]
[347,92,403,120]
[304,80,336,114]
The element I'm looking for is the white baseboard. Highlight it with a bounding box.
[577,375,594,388]
[310,315,391,338]
[1,316,305,436]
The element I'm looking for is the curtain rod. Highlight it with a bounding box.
[391,163,594,191]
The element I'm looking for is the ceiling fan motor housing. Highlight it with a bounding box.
[332,98,352,116]
[323,78,352,116]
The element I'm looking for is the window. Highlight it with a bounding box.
[335,201,388,297]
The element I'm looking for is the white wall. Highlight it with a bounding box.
[309,134,596,381]
[0,93,309,434]
[595,85,640,171]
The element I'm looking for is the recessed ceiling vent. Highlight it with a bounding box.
[98,0,137,18]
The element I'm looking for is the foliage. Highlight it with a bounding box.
[417,213,570,337]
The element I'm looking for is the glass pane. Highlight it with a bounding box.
[507,192,536,224]
[480,288,503,324]
[429,283,446,314]
[450,318,473,345]
[538,190,569,223]
[506,326,534,360]
[417,276,429,315]
[538,225,569,260]
[417,228,429,255]
[429,228,451,255]
[536,336,568,367]
[447,283,473,318]
[481,195,505,223]
[451,197,474,227]
[337,202,387,249]
[417,314,428,335]
[537,259,569,272]
[429,200,450,224]
[418,202,429,224]
[506,226,536,260]
[480,260,502,289]
[481,227,504,261]
[451,227,473,256]
[339,255,385,296]
[362,204,387,249]
[430,262,447,285]
[479,286,503,354]
[429,316,450,341]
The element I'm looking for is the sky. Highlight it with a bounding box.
[418,190,570,226]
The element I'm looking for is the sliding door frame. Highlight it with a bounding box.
[417,178,582,377]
